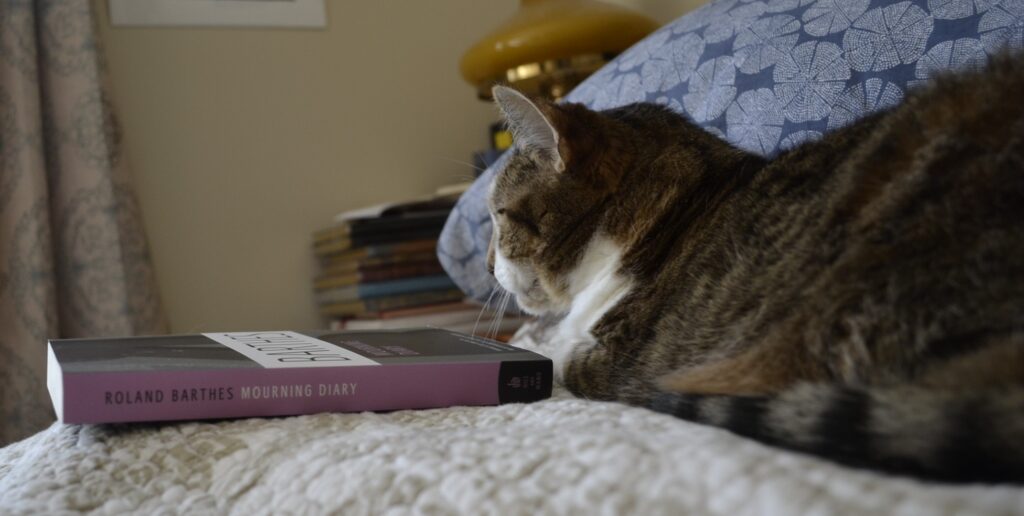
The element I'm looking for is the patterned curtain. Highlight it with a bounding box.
[0,1,167,445]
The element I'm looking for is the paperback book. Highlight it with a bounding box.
[319,289,466,318]
[319,239,438,264]
[314,260,446,290]
[314,211,451,243]
[314,274,457,305]
[47,328,553,425]
[313,227,446,256]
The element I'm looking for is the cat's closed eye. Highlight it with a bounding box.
[505,211,540,236]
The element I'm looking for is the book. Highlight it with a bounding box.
[347,211,450,236]
[314,275,457,305]
[342,307,488,330]
[319,251,441,277]
[319,239,437,264]
[357,301,479,320]
[46,329,553,425]
[313,211,451,245]
[313,227,447,257]
[332,195,458,223]
[314,260,446,291]
[320,289,466,318]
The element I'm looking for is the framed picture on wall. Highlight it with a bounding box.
[109,0,327,28]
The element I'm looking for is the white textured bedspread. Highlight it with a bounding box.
[2,326,1023,515]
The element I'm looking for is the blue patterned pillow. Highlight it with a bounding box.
[440,0,1024,302]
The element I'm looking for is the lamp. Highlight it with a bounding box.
[460,0,658,101]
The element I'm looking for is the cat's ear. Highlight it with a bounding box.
[492,86,566,172]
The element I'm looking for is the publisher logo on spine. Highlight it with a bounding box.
[203,331,381,369]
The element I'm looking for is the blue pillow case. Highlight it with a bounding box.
[440,0,1024,302]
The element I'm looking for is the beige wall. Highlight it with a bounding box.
[94,0,704,333]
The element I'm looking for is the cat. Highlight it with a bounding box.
[485,53,1024,483]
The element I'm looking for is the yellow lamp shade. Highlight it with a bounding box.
[460,0,659,99]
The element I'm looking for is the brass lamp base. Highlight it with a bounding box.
[476,53,612,101]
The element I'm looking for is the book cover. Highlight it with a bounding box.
[47,329,552,425]
[320,289,466,318]
[314,275,457,305]
[314,261,445,291]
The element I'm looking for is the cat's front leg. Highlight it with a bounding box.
[550,334,597,382]
[551,324,621,401]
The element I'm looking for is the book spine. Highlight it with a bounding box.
[316,275,456,305]
[318,239,437,262]
[315,262,445,291]
[357,275,455,299]
[319,251,440,276]
[351,229,444,247]
[360,289,465,312]
[320,289,465,317]
[58,360,548,425]
[348,213,450,238]
[358,262,444,283]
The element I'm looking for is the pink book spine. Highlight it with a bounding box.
[59,362,500,424]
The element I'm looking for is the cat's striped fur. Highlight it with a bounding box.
[487,52,1024,483]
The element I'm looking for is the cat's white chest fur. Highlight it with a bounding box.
[552,234,633,377]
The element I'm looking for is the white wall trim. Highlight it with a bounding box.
[109,0,327,28]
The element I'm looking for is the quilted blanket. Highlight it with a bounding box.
[2,325,1023,515]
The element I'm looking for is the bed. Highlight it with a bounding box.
[3,323,1024,514]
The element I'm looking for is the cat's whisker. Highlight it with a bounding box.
[486,291,503,340]
[436,156,486,173]
[501,292,513,339]
[486,293,502,339]
[450,173,479,183]
[499,292,513,338]
[491,291,510,340]
[473,286,500,338]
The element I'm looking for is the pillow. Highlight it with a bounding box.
[440,0,1024,302]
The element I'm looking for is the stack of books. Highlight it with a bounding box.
[313,192,526,341]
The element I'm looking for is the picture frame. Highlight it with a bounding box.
[108,0,327,29]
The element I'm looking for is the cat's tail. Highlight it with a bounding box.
[650,384,1024,483]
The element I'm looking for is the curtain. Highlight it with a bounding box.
[0,1,167,445]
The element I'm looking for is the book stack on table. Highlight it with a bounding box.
[313,193,526,341]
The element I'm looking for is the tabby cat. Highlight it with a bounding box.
[486,53,1024,483]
